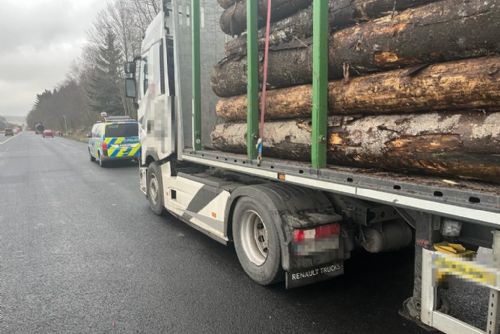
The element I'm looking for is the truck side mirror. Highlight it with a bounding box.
[125,78,137,99]
[124,62,136,75]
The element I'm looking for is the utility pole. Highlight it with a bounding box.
[62,115,68,134]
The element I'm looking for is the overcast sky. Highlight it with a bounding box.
[0,0,108,117]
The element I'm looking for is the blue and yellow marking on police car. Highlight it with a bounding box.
[107,143,141,158]
[104,137,125,146]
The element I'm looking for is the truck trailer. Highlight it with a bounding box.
[125,1,500,333]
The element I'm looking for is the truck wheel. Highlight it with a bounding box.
[233,197,283,285]
[147,163,164,215]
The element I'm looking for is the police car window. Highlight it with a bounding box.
[105,123,138,137]
[92,125,99,137]
[96,125,103,137]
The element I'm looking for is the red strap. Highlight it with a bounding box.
[259,0,272,142]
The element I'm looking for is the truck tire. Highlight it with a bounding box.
[233,196,283,285]
[147,162,165,215]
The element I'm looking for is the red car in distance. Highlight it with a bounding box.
[42,129,54,138]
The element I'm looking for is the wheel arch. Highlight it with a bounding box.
[143,150,160,167]
[225,183,338,272]
[224,184,295,271]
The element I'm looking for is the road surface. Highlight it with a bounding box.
[0,132,483,333]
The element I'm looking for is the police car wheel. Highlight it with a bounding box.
[147,163,164,215]
[233,197,283,286]
[89,150,96,162]
[98,153,107,168]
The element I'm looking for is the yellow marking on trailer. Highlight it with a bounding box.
[434,255,497,287]
[435,242,468,255]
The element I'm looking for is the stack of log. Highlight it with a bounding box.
[211,0,500,183]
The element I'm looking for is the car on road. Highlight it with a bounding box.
[88,116,141,167]
[35,123,45,134]
[42,129,54,138]
[4,128,14,136]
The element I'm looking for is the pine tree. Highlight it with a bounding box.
[87,27,125,116]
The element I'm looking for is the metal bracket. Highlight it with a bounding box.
[486,232,500,334]
[420,231,500,334]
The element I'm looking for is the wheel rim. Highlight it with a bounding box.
[149,174,159,206]
[240,210,269,266]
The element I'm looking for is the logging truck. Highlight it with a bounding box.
[124,1,500,333]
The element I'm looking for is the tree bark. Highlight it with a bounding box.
[220,0,311,36]
[218,0,236,10]
[225,0,438,57]
[212,0,500,97]
[211,111,500,183]
[216,56,500,121]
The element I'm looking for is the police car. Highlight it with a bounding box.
[88,114,141,167]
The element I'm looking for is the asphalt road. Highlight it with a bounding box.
[0,132,483,333]
[0,133,17,145]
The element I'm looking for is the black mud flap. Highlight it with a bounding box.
[285,262,344,289]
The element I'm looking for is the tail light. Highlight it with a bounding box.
[102,141,108,151]
[293,223,340,243]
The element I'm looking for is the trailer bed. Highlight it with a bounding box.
[182,149,500,226]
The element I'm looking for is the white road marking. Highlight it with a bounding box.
[0,133,20,145]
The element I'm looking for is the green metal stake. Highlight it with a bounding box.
[192,0,202,150]
[311,0,329,169]
[246,0,259,160]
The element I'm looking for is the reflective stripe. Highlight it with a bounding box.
[116,147,129,158]
[103,143,141,158]
[104,137,126,146]
[107,146,117,157]
[110,148,120,158]
[129,144,141,157]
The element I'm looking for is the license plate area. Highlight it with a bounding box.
[293,236,340,256]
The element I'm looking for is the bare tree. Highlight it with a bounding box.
[27,0,162,129]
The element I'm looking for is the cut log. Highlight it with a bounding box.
[211,112,500,183]
[225,0,438,57]
[216,57,500,121]
[218,0,236,9]
[212,0,500,97]
[219,0,311,36]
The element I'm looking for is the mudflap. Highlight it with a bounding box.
[285,262,344,289]
[139,167,147,195]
